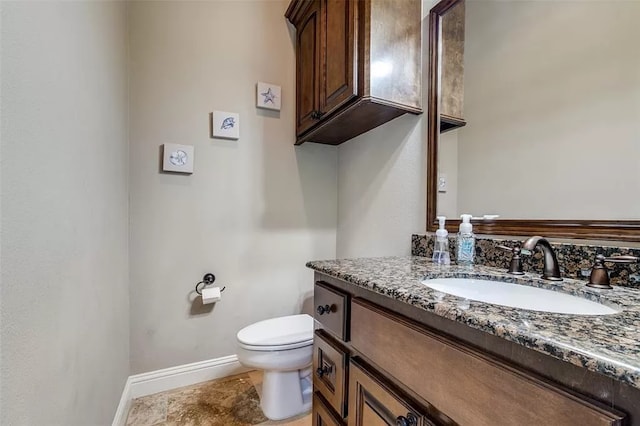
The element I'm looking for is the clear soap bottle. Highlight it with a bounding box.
[432,216,451,265]
[457,214,475,266]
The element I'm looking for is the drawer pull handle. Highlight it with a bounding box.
[316,304,333,315]
[316,365,333,377]
[396,413,418,426]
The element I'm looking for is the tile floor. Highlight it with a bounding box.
[126,371,311,426]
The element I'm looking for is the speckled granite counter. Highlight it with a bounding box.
[306,256,640,391]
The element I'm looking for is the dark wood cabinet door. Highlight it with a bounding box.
[313,330,349,418]
[320,0,357,117]
[296,0,322,136]
[348,359,433,426]
[313,393,344,426]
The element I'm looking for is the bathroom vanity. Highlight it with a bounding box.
[307,257,640,425]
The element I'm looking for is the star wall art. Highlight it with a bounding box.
[256,82,281,111]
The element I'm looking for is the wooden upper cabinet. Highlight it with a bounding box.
[320,0,357,117]
[295,0,321,136]
[286,0,422,145]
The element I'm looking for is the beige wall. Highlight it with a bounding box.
[128,0,337,373]
[337,114,426,257]
[437,130,459,219]
[1,2,130,424]
[335,0,434,258]
[456,0,640,220]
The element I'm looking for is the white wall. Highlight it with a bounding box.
[0,2,130,425]
[457,0,640,220]
[128,0,337,374]
[336,0,434,258]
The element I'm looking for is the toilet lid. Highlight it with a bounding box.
[237,314,314,347]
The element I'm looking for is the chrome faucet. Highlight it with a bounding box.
[521,236,562,281]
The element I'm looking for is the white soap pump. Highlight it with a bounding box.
[432,216,451,265]
[457,214,475,266]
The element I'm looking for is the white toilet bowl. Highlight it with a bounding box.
[236,314,314,421]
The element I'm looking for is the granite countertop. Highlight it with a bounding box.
[306,256,640,390]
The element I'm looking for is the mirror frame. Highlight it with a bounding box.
[426,0,640,242]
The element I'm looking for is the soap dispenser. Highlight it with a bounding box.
[432,216,451,265]
[457,214,475,266]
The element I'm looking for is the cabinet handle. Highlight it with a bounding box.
[316,304,333,315]
[311,110,325,120]
[396,413,418,426]
[316,365,333,377]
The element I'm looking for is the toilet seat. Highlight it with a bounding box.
[237,314,313,352]
[237,339,313,351]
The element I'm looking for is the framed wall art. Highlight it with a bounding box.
[211,110,240,140]
[256,82,281,111]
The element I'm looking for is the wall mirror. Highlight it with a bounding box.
[427,0,640,241]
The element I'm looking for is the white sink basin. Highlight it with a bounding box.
[422,278,619,315]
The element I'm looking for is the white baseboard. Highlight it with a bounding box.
[112,354,249,426]
[112,377,133,426]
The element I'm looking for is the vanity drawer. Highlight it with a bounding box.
[313,392,345,426]
[350,299,625,426]
[314,281,350,341]
[349,357,436,426]
[314,329,349,418]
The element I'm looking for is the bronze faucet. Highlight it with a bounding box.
[521,236,562,281]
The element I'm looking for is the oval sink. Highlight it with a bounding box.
[422,278,619,315]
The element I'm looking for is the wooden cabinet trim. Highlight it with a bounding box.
[350,298,625,426]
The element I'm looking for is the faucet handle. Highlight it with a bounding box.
[498,245,524,275]
[599,254,640,264]
[587,254,640,289]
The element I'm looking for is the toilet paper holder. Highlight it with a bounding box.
[195,273,226,295]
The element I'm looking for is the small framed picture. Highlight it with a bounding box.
[162,144,194,174]
[256,82,281,111]
[211,110,240,140]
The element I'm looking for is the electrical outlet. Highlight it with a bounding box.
[438,175,447,193]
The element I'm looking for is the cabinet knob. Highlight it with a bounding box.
[316,365,333,377]
[396,413,418,426]
[311,110,325,120]
[316,304,333,315]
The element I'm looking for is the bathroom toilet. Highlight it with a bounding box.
[236,314,314,420]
